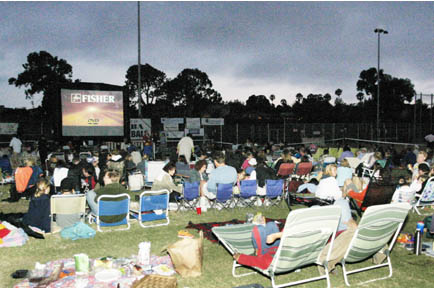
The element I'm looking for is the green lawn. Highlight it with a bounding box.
[1,184,433,288]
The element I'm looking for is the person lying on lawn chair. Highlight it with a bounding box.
[233,213,282,270]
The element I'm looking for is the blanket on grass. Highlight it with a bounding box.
[186,218,286,243]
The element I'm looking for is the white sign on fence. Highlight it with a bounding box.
[166,131,185,138]
[185,128,204,136]
[161,118,184,125]
[0,123,18,135]
[201,118,224,126]
[186,118,201,129]
[130,118,151,140]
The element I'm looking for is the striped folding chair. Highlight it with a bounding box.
[341,202,411,286]
[212,206,342,288]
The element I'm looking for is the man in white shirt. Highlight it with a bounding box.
[9,135,22,154]
[177,133,194,163]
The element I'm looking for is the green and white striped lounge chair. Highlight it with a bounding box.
[212,206,342,288]
[341,202,411,286]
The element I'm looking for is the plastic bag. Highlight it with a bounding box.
[60,222,96,240]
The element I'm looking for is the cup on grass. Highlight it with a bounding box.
[196,207,202,215]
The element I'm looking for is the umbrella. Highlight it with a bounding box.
[425,134,434,143]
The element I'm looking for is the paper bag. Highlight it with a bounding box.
[166,231,203,277]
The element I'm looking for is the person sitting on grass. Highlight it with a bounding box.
[22,178,51,233]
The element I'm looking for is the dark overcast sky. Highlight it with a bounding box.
[1,1,433,109]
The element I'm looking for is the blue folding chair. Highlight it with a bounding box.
[89,193,130,232]
[235,180,258,208]
[210,183,234,211]
[264,179,284,207]
[131,189,170,228]
[176,182,200,211]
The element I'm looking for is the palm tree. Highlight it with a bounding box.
[296,93,303,103]
[270,94,275,105]
[356,92,364,103]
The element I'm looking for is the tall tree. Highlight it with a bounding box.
[280,99,287,106]
[356,67,415,121]
[124,63,167,107]
[163,68,222,116]
[334,88,342,98]
[8,51,74,111]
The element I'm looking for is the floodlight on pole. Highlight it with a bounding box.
[374,28,388,140]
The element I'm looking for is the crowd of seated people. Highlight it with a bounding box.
[2,135,434,237]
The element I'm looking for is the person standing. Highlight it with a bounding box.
[9,134,22,170]
[177,133,194,163]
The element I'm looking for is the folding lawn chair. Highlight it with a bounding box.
[212,205,342,288]
[89,193,130,232]
[210,183,234,211]
[235,180,258,208]
[341,202,411,286]
[412,176,434,215]
[264,179,284,207]
[176,182,200,211]
[50,194,86,233]
[277,163,295,179]
[131,189,170,228]
[294,162,312,180]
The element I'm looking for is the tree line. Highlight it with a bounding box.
[9,51,419,124]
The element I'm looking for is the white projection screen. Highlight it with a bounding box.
[61,89,124,137]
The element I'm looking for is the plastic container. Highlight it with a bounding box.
[138,242,151,266]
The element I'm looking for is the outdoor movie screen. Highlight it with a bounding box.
[61,89,124,137]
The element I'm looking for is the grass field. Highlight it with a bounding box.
[1,184,434,288]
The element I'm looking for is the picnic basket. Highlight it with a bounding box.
[131,274,177,288]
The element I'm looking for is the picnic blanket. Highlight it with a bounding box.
[186,218,286,243]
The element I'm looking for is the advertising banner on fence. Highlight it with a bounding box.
[186,118,201,129]
[161,118,184,125]
[0,123,18,135]
[185,128,204,136]
[166,131,185,138]
[201,118,224,126]
[130,118,151,140]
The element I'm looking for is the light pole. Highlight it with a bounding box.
[137,1,142,118]
[374,28,388,140]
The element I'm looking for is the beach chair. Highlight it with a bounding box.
[212,206,342,288]
[50,194,86,233]
[89,193,130,232]
[131,189,170,228]
[412,176,434,215]
[235,180,258,208]
[176,182,200,211]
[341,203,411,286]
[264,179,284,207]
[210,183,234,211]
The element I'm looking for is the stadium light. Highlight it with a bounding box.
[374,28,388,140]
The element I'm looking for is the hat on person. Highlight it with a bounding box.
[248,158,257,166]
